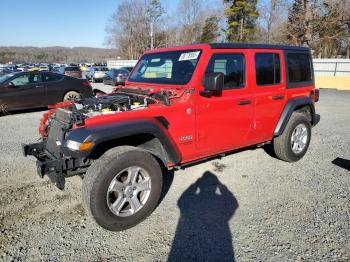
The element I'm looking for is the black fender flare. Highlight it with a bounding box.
[274,97,318,136]
[62,118,182,165]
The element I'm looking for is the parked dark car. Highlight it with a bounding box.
[0,71,93,111]
[0,68,13,76]
[59,66,82,78]
[120,66,134,72]
[103,68,129,86]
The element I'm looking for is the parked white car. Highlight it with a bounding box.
[86,66,109,82]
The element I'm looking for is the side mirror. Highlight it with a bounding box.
[200,72,224,97]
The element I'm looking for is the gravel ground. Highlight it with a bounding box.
[0,89,349,261]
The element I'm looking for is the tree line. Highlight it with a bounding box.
[0,46,119,64]
[107,0,350,59]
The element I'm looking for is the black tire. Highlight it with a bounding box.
[273,112,311,162]
[63,90,82,102]
[82,146,163,231]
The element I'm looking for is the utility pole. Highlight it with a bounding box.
[150,22,154,50]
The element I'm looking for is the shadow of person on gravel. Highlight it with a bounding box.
[332,157,350,171]
[168,171,238,261]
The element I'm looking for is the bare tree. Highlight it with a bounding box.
[258,0,289,43]
[106,0,166,59]
[177,0,204,44]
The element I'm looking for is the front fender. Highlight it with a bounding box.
[62,118,181,164]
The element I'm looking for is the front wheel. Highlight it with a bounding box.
[273,112,312,162]
[82,146,163,231]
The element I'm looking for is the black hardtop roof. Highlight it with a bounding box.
[210,43,310,51]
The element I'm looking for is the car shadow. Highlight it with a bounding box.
[168,171,238,261]
[332,157,350,171]
[158,168,174,207]
[0,107,47,116]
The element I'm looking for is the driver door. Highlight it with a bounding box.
[195,51,254,155]
[0,72,45,110]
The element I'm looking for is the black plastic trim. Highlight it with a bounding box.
[210,43,309,51]
[63,118,182,164]
[274,97,317,136]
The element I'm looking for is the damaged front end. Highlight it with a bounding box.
[23,106,91,189]
[23,90,168,190]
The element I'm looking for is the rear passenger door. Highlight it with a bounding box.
[251,50,286,141]
[195,50,254,154]
[42,72,65,105]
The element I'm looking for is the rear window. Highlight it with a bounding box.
[65,67,80,71]
[116,69,129,74]
[43,73,64,82]
[287,53,311,83]
[255,53,281,85]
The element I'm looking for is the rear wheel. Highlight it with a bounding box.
[82,146,163,231]
[63,91,81,102]
[273,112,311,162]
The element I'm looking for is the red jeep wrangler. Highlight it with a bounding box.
[23,43,320,231]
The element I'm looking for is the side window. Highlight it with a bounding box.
[10,73,41,87]
[206,53,245,89]
[10,75,30,86]
[255,53,281,85]
[287,53,311,83]
[42,73,63,82]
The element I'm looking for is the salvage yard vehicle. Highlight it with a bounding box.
[23,43,320,231]
[0,71,93,111]
[59,66,82,78]
[103,68,129,86]
[86,66,109,83]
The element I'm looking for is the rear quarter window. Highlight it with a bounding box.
[43,73,64,82]
[285,52,313,88]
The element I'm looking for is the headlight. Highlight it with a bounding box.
[66,140,95,151]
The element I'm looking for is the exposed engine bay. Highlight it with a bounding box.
[74,88,170,117]
[77,94,146,117]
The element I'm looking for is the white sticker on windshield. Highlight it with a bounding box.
[178,51,200,61]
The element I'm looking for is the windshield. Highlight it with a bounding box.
[0,74,14,83]
[129,50,201,85]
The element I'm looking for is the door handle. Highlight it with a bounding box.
[35,85,44,88]
[237,99,251,105]
[272,95,285,100]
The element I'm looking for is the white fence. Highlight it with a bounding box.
[107,59,350,77]
[107,60,138,69]
[313,59,350,76]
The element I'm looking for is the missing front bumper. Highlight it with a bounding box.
[23,141,90,190]
[22,142,66,190]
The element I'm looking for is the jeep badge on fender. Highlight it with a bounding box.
[23,43,320,231]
